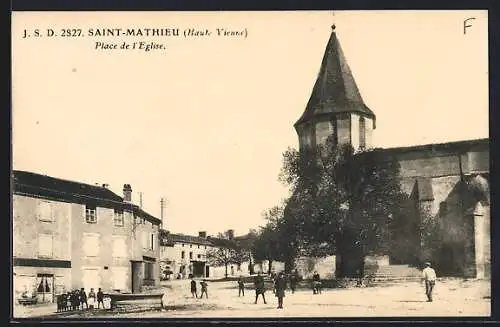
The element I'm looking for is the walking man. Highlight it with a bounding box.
[97,288,104,309]
[237,276,245,297]
[190,278,198,298]
[274,272,286,309]
[200,279,208,299]
[254,272,267,304]
[422,262,437,302]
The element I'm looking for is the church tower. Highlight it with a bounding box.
[295,25,376,152]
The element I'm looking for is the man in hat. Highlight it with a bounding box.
[274,272,287,309]
[422,262,437,302]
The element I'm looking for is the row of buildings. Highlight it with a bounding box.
[12,170,250,304]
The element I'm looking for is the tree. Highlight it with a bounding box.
[251,203,298,274]
[235,230,258,274]
[206,246,232,278]
[206,232,256,278]
[279,136,407,277]
[252,225,279,275]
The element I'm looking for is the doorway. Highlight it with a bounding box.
[131,261,142,293]
[205,265,210,278]
[36,274,54,303]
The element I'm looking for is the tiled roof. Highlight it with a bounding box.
[158,230,239,249]
[164,233,214,246]
[295,27,375,127]
[12,170,123,204]
[12,170,161,224]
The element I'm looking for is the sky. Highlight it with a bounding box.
[12,11,488,236]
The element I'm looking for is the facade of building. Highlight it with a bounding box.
[12,170,161,303]
[292,25,490,278]
[159,231,214,279]
[159,230,257,279]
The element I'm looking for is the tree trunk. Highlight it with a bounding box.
[249,255,254,275]
[268,260,273,275]
[225,263,228,278]
[285,256,295,274]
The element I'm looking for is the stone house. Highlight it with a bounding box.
[159,229,258,279]
[12,170,162,303]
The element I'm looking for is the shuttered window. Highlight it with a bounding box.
[38,234,53,258]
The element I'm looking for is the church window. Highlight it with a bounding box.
[359,117,366,150]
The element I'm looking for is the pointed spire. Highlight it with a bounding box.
[295,25,375,127]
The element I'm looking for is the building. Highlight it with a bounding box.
[159,231,214,279]
[12,170,162,303]
[159,230,257,279]
[291,25,490,278]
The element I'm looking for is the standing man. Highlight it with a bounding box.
[254,272,267,304]
[190,278,198,298]
[422,262,437,302]
[237,276,245,297]
[274,272,287,309]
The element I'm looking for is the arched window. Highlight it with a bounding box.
[359,116,366,150]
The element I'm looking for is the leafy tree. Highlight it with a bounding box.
[229,246,250,271]
[205,231,255,277]
[235,230,258,274]
[251,205,285,274]
[279,136,406,277]
[206,246,232,278]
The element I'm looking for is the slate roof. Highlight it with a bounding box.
[295,26,375,127]
[12,170,161,224]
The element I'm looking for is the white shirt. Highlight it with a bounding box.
[422,267,437,281]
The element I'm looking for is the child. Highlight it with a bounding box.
[190,278,198,298]
[97,288,104,309]
[88,288,96,309]
[200,280,208,299]
[237,276,245,297]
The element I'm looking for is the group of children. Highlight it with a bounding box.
[56,287,105,312]
[190,279,209,298]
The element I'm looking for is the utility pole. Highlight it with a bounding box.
[160,197,165,229]
[139,192,143,208]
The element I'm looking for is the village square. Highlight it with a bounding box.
[12,11,490,319]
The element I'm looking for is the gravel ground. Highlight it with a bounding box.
[13,278,490,319]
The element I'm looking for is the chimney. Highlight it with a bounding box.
[123,184,132,202]
[102,183,109,189]
[227,229,234,240]
[198,231,207,238]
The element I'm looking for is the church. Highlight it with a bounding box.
[293,25,490,279]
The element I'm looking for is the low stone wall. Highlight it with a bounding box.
[107,293,164,313]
